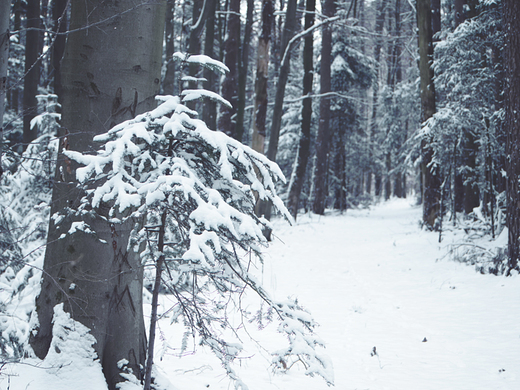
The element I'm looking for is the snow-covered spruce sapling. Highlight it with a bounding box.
[63,54,334,388]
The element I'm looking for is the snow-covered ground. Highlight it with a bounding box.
[157,199,520,390]
[3,199,519,389]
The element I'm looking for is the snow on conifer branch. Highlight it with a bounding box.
[63,56,333,386]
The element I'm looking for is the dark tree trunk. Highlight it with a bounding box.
[23,0,41,148]
[202,0,217,129]
[431,0,441,39]
[10,0,22,114]
[251,0,274,154]
[188,0,203,87]
[504,0,520,274]
[0,0,8,176]
[287,0,315,219]
[30,0,166,388]
[311,0,335,214]
[452,0,465,212]
[256,0,297,222]
[162,0,176,95]
[417,0,440,229]
[218,0,240,138]
[463,131,480,214]
[369,0,386,196]
[235,0,254,142]
[51,0,68,102]
[454,0,464,27]
[266,0,298,162]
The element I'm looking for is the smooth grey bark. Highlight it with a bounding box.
[504,0,520,274]
[287,0,315,219]
[30,0,166,388]
[311,0,335,215]
[23,0,41,149]
[0,0,9,177]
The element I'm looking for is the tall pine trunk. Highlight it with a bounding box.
[219,0,240,138]
[504,0,520,274]
[0,0,8,176]
[23,0,41,148]
[51,0,67,101]
[287,0,315,218]
[256,0,297,223]
[251,0,274,155]
[417,0,440,228]
[311,0,335,215]
[203,0,218,129]
[30,0,166,388]
[235,0,254,142]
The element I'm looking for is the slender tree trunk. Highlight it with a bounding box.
[218,0,240,138]
[287,0,315,219]
[417,0,440,228]
[30,0,166,388]
[10,0,22,114]
[369,0,386,197]
[311,0,335,215]
[251,0,274,155]
[51,0,68,102]
[266,0,298,162]
[188,0,203,86]
[203,0,217,129]
[235,0,254,142]
[163,0,176,95]
[256,0,297,223]
[23,0,41,148]
[504,0,520,274]
[431,0,441,39]
[0,0,9,177]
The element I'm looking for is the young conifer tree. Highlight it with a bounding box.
[63,53,334,388]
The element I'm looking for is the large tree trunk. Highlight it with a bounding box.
[0,0,9,177]
[218,0,240,138]
[23,0,41,148]
[287,0,315,219]
[30,0,166,388]
[417,0,440,228]
[311,0,335,215]
[504,0,520,274]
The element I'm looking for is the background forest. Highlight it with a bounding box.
[0,0,519,389]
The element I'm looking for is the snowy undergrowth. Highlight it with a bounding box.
[0,134,57,358]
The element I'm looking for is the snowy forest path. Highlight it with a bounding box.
[263,199,520,390]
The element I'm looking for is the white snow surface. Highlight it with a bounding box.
[154,199,520,390]
[2,199,519,389]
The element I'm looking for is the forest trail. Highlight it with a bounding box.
[157,199,520,390]
[259,199,520,390]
